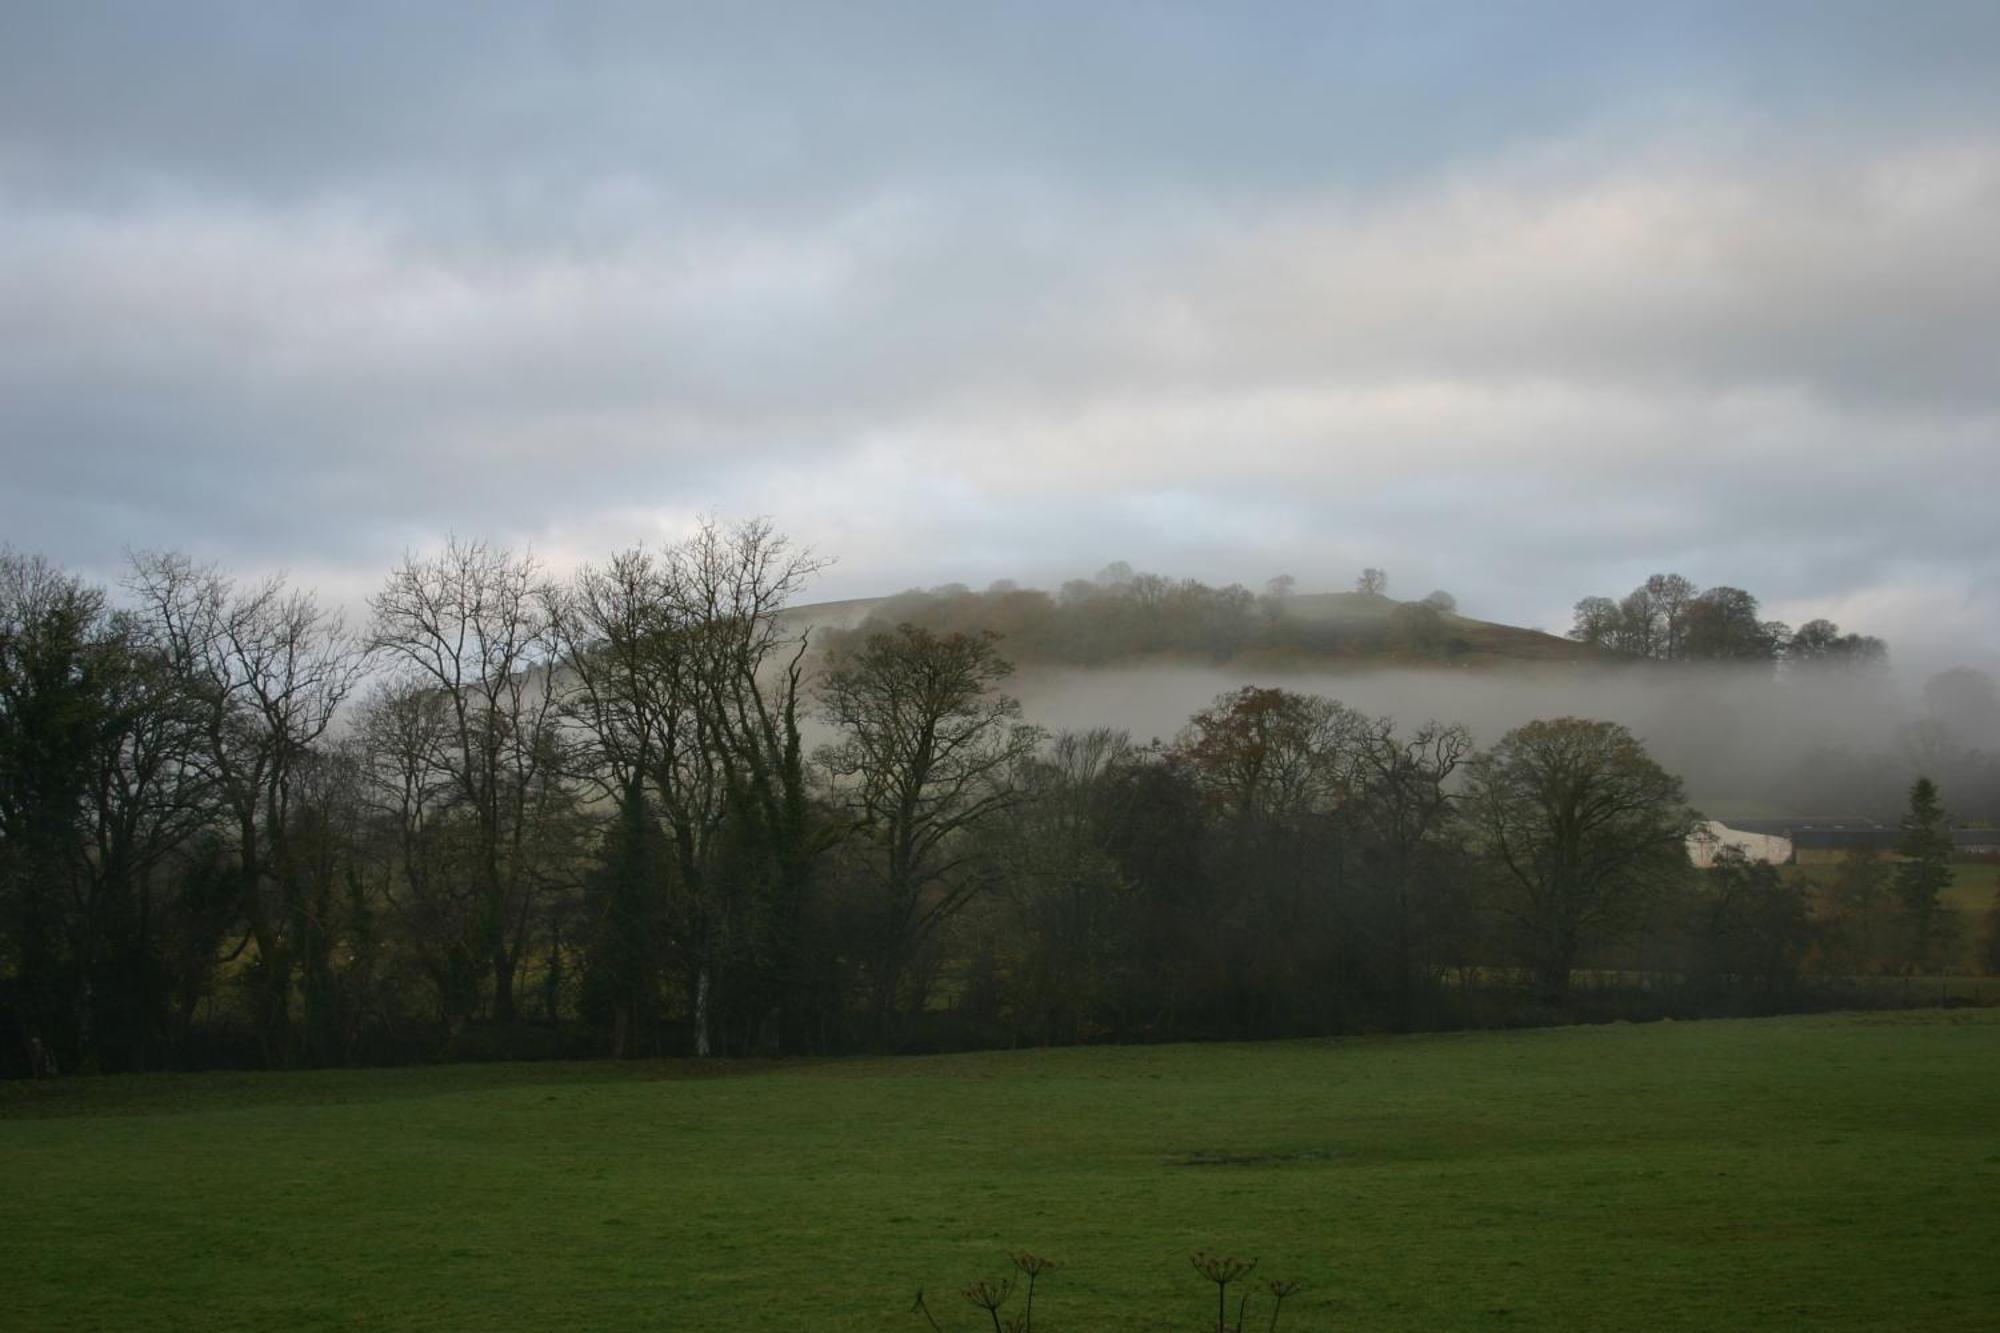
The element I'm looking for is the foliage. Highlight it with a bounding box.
[1567,571,1884,668]
[1893,777,1955,969]
[1467,718,1697,1002]
[0,537,1951,1079]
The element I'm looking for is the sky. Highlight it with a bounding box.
[3,1,1998,674]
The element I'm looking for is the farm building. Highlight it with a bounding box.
[1687,820,1793,868]
[1692,819,2000,866]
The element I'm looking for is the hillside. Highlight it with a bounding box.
[790,583,1610,670]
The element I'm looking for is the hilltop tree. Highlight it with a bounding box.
[1568,596,1622,649]
[1789,619,1889,670]
[1355,568,1388,597]
[1466,718,1696,1003]
[1892,777,1953,970]
[1683,586,1787,662]
[1645,573,1697,661]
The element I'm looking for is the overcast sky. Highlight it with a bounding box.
[3,2,1997,672]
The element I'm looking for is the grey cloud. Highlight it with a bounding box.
[1,2,1997,674]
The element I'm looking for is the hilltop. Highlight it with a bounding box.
[791,581,1609,671]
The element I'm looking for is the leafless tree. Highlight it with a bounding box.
[368,537,575,1023]
[1349,717,1474,1024]
[819,624,1043,1024]
[128,552,363,1059]
[555,517,831,1053]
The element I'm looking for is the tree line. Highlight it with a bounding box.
[0,526,1988,1077]
[1568,572,1886,666]
[850,564,1472,666]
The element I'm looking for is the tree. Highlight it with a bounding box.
[818,624,1042,1026]
[1355,568,1388,597]
[368,537,572,1023]
[1613,588,1657,658]
[1,552,114,1071]
[1347,717,1474,1026]
[1466,718,1696,1003]
[983,728,1138,1044]
[1420,589,1457,614]
[579,774,671,1058]
[1388,601,1447,654]
[130,552,362,1061]
[1789,619,1889,671]
[1820,845,1891,974]
[1892,776,1953,971]
[1922,667,1999,747]
[354,676,484,1029]
[1644,573,1697,661]
[1686,849,1812,1000]
[1683,586,1787,663]
[1568,596,1622,649]
[1170,687,1365,826]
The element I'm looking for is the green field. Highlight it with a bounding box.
[5,1012,1999,1330]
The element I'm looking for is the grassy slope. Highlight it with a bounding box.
[800,589,1607,669]
[4,1012,1998,1331]
[1786,861,1999,964]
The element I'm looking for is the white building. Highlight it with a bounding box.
[1687,820,1793,869]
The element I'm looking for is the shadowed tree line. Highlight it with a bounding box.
[2,531,1992,1076]
[841,564,1477,665]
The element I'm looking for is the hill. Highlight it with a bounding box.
[790,581,1610,670]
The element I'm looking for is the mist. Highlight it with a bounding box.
[1004,660,1943,818]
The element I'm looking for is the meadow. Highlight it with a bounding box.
[4,1010,1998,1330]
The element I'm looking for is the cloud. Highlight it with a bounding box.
[0,3,1996,674]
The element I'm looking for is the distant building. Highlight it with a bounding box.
[1687,820,1792,868]
[1712,820,2000,865]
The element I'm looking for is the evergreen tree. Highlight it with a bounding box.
[1892,777,1953,970]
[581,775,669,1058]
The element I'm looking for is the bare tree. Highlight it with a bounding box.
[368,538,574,1023]
[128,552,362,1059]
[1355,568,1388,597]
[819,624,1043,1025]
[1644,573,1697,661]
[555,518,831,1054]
[354,677,483,1028]
[673,518,832,1053]
[1349,718,1473,1026]
[554,545,718,1051]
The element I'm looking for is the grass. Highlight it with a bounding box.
[4,1011,1999,1330]
[1784,859,1999,970]
[1780,859,1998,916]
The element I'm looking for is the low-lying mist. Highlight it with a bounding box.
[1001,660,1972,819]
